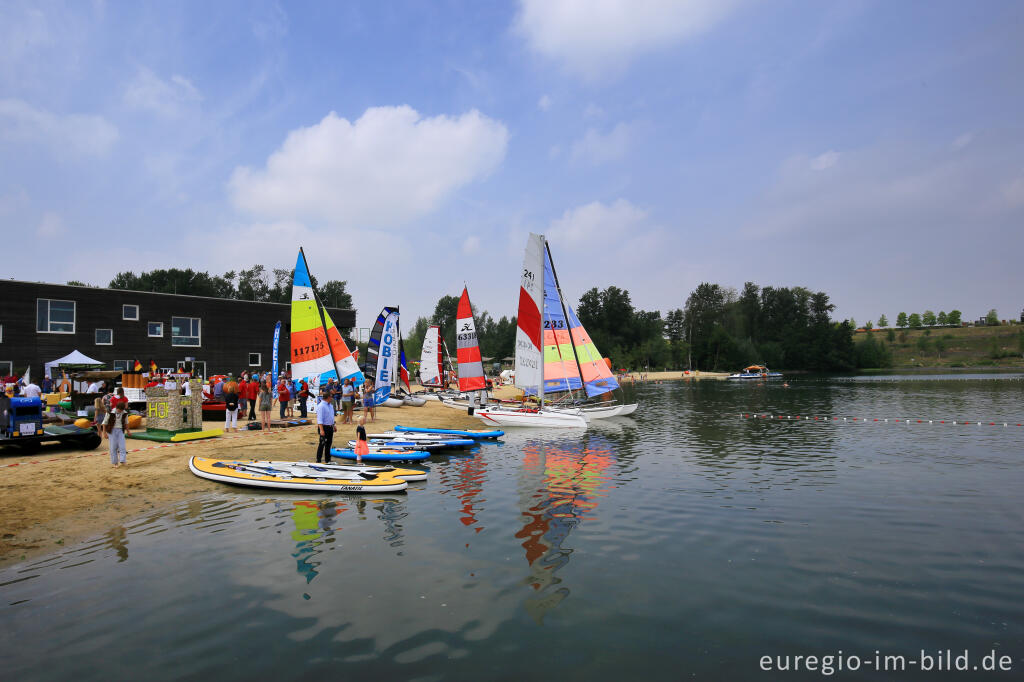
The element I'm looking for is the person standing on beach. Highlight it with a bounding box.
[236,376,248,421]
[105,402,130,467]
[354,415,369,464]
[315,388,336,463]
[246,377,259,421]
[276,378,290,420]
[297,380,309,419]
[223,377,239,432]
[340,378,354,424]
[258,381,273,432]
[363,380,376,423]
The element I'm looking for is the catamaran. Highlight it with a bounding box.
[290,248,363,392]
[472,234,591,427]
[417,320,476,402]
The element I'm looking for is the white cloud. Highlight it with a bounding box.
[583,103,605,118]
[537,94,552,111]
[809,150,839,171]
[0,98,118,157]
[547,198,649,247]
[514,0,739,80]
[123,67,202,116]
[37,211,64,238]
[462,235,481,254]
[229,105,508,228]
[570,121,637,165]
[951,132,974,150]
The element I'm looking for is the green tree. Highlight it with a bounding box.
[922,310,936,326]
[318,280,353,310]
[865,320,873,330]
[947,309,962,326]
[986,309,1000,326]
[896,312,908,328]
[937,311,947,326]
[908,313,923,328]
[934,337,946,357]
[878,314,888,328]
[916,336,930,353]
[887,328,896,343]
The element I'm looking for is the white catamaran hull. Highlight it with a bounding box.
[473,406,587,428]
[616,403,638,416]
[579,404,623,419]
[401,395,427,407]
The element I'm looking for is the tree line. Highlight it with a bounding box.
[105,266,352,309]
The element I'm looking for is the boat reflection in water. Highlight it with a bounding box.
[285,497,409,584]
[437,453,489,541]
[516,436,615,623]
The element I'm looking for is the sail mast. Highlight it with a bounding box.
[545,241,585,401]
[538,235,546,409]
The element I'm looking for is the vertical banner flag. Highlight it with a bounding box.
[271,320,281,380]
[372,310,400,406]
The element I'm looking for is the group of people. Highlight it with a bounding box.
[317,377,378,425]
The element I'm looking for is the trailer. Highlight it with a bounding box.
[0,396,102,454]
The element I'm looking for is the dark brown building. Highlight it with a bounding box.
[0,280,355,380]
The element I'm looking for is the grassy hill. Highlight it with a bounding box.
[856,324,1024,369]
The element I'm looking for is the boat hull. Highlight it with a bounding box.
[188,456,408,492]
[473,407,587,428]
[394,425,504,439]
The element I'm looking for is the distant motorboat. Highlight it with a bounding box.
[727,365,783,380]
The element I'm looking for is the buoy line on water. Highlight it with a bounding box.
[740,414,1024,426]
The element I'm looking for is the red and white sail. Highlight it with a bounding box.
[420,325,443,387]
[456,286,486,392]
[514,233,545,394]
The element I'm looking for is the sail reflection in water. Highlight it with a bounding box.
[438,455,489,539]
[284,497,409,583]
[515,437,616,623]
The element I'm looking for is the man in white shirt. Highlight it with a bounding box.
[315,388,336,464]
[86,380,101,393]
[22,381,41,399]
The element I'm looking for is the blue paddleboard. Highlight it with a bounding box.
[394,425,504,439]
[330,448,431,462]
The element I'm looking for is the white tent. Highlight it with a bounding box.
[44,350,105,378]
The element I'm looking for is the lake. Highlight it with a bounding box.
[2,374,1023,680]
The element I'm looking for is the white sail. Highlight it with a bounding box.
[514,233,545,394]
[420,324,442,387]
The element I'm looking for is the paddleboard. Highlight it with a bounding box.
[188,456,408,492]
[256,460,427,482]
[348,439,446,451]
[394,425,504,439]
[330,448,431,462]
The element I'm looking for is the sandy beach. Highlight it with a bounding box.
[0,375,725,567]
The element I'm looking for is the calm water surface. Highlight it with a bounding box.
[3,375,1024,680]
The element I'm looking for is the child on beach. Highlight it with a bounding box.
[354,415,369,464]
[105,402,131,467]
[363,381,376,423]
[258,381,273,432]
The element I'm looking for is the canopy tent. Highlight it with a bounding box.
[45,350,105,378]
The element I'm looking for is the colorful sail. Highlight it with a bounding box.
[398,338,411,392]
[419,325,443,387]
[514,233,545,394]
[456,286,486,392]
[322,305,363,386]
[541,245,582,394]
[290,250,335,382]
[567,306,619,397]
[365,306,400,406]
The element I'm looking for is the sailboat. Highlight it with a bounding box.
[290,248,364,391]
[363,306,405,408]
[472,234,588,428]
[455,286,489,405]
[416,321,473,402]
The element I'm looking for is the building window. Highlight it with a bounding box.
[148,322,164,337]
[113,360,129,371]
[0,361,12,376]
[248,353,261,366]
[96,329,113,345]
[123,304,139,321]
[37,299,76,334]
[171,317,201,347]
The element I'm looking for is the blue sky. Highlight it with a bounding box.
[2,0,1022,336]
